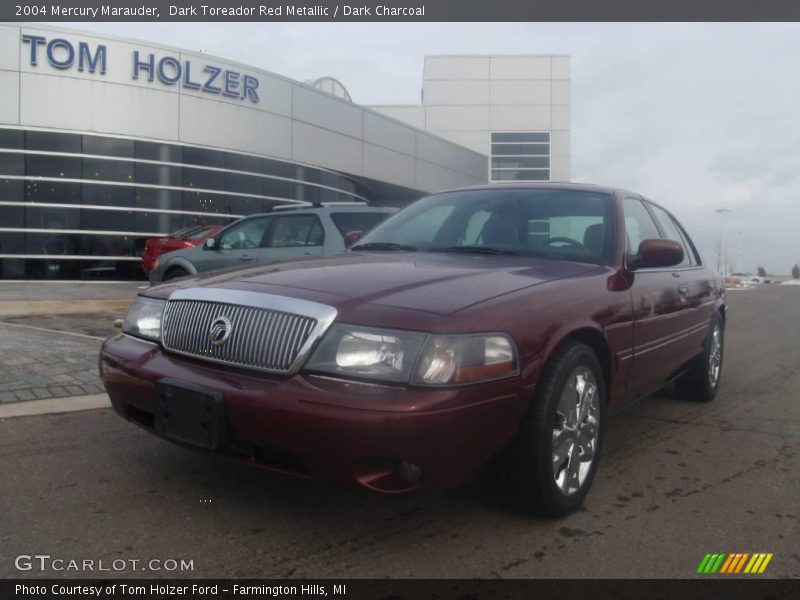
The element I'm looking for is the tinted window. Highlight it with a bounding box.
[266,215,324,247]
[329,211,391,238]
[357,189,614,263]
[623,197,661,258]
[218,217,270,250]
[647,203,693,266]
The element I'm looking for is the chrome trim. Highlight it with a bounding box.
[1,227,166,237]
[0,200,243,220]
[162,288,337,375]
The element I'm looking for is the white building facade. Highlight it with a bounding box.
[370,55,571,183]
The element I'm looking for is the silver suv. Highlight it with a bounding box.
[149,204,396,283]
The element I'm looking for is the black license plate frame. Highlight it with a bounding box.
[154,379,226,450]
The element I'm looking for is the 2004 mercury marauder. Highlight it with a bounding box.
[100,183,726,516]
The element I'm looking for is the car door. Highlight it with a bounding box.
[646,202,717,363]
[202,216,272,271]
[257,214,325,264]
[623,196,692,401]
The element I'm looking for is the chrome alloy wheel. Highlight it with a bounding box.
[551,367,600,495]
[708,324,723,388]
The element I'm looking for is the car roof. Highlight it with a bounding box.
[436,181,633,196]
[241,204,397,218]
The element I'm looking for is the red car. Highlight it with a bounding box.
[141,225,225,273]
[102,184,725,516]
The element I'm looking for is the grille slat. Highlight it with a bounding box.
[162,299,318,374]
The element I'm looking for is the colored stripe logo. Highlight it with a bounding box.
[697,553,773,574]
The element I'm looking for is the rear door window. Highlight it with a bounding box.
[265,215,325,247]
[330,211,391,238]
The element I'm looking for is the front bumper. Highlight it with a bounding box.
[100,334,528,493]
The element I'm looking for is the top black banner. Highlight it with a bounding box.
[3,0,800,22]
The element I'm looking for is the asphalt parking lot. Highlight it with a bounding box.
[0,284,798,579]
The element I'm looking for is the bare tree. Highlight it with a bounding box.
[757,266,767,277]
[792,264,800,279]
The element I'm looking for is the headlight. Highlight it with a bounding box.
[414,333,518,385]
[305,325,518,386]
[122,296,166,342]
[304,324,427,383]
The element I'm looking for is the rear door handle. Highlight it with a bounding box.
[239,255,254,261]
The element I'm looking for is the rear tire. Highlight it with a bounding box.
[510,342,606,517]
[164,267,190,281]
[674,314,724,402]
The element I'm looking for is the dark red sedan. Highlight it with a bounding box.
[141,224,225,273]
[102,184,725,516]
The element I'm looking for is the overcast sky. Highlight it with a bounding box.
[62,22,800,273]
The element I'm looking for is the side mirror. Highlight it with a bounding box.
[631,239,684,270]
[204,237,217,251]
[344,231,364,248]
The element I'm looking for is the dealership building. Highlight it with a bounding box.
[0,24,571,279]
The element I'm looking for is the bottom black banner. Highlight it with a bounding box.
[2,579,799,600]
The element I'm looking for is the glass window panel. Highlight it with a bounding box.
[491,156,550,169]
[83,183,134,208]
[183,166,224,191]
[329,212,391,238]
[647,203,693,267]
[491,169,550,181]
[134,211,183,234]
[0,204,24,227]
[225,172,261,195]
[267,215,325,248]
[225,152,265,173]
[218,217,271,250]
[25,180,81,204]
[623,197,661,257]
[0,152,24,176]
[134,162,181,186]
[82,157,134,182]
[0,129,25,150]
[135,141,182,163]
[491,143,550,156]
[24,205,81,230]
[135,187,180,211]
[182,146,225,168]
[82,136,134,158]
[0,178,23,203]
[26,131,81,153]
[82,209,134,233]
[0,233,24,253]
[491,132,550,143]
[261,178,295,200]
[26,154,82,178]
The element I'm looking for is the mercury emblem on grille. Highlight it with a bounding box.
[209,316,233,346]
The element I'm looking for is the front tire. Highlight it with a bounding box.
[511,342,606,517]
[674,314,724,402]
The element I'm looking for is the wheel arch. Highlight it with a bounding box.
[539,325,613,405]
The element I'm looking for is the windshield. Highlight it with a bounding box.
[353,188,615,263]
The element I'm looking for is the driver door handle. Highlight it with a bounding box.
[239,255,254,261]
[678,283,689,297]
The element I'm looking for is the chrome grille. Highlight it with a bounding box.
[161,289,336,374]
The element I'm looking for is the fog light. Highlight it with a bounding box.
[397,460,422,483]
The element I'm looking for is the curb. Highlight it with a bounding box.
[0,393,110,419]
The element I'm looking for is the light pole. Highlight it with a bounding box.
[715,208,733,278]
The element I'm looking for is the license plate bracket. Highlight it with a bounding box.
[154,379,226,450]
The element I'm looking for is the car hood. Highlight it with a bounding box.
[149,252,600,317]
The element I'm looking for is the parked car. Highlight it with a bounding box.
[102,183,725,516]
[141,225,225,274]
[148,205,396,283]
[730,272,764,284]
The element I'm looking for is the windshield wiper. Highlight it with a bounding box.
[428,245,522,256]
[350,242,418,252]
